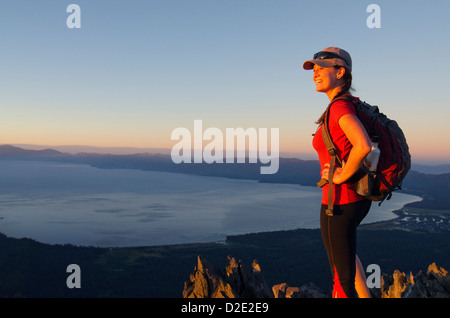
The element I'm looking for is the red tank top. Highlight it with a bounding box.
[312,98,364,205]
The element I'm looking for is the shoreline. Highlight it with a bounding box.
[0,155,441,247]
[359,206,450,232]
[2,203,448,250]
[1,203,449,298]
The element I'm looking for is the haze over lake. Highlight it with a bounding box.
[0,160,421,247]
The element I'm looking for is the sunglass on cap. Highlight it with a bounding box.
[313,51,349,67]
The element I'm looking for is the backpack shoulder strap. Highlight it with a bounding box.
[321,94,354,165]
[320,94,352,216]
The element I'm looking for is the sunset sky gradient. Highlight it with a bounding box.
[1,0,449,164]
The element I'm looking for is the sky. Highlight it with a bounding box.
[1,0,449,164]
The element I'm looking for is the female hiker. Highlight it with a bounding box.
[303,47,372,298]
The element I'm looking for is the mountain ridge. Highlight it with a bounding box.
[0,144,64,156]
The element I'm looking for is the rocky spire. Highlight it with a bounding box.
[183,256,450,298]
[183,256,273,298]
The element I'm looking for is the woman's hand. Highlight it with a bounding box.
[320,114,371,186]
[321,161,346,184]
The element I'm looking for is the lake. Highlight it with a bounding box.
[0,160,422,247]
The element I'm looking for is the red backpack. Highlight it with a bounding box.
[320,94,411,216]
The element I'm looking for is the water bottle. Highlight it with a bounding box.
[365,138,380,171]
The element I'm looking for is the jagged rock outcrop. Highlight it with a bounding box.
[182,255,327,298]
[183,256,450,298]
[381,263,450,298]
[272,282,328,298]
[182,256,273,298]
